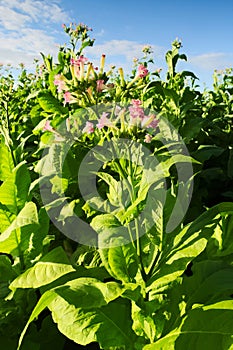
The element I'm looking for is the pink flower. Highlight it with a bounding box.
[97,112,113,129]
[83,121,94,134]
[54,74,67,92]
[129,100,145,120]
[63,91,72,104]
[137,64,149,78]
[144,134,152,143]
[131,99,142,107]
[96,79,105,92]
[43,120,54,132]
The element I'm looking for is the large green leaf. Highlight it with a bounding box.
[18,278,132,350]
[0,141,14,181]
[206,214,233,258]
[108,238,138,283]
[143,300,233,350]
[182,260,233,309]
[147,237,207,294]
[38,91,68,114]
[91,213,129,247]
[49,297,134,349]
[18,289,58,350]
[23,207,50,265]
[0,203,15,233]
[147,202,233,294]
[0,163,30,214]
[10,247,75,289]
[191,145,225,163]
[0,201,38,255]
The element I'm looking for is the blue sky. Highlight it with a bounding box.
[0,0,233,89]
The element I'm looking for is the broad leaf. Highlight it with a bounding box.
[183,260,233,309]
[18,278,132,350]
[147,202,233,294]
[91,213,129,247]
[38,91,68,114]
[108,238,138,283]
[10,247,75,289]
[0,162,30,214]
[143,301,233,350]
[0,201,38,255]
[0,141,14,181]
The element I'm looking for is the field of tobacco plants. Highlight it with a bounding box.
[0,22,233,350]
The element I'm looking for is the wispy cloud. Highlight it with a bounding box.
[189,52,233,71]
[0,0,70,67]
[86,40,164,62]
[0,0,69,29]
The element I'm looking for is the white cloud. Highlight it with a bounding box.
[86,40,164,62]
[0,0,69,67]
[0,0,69,28]
[189,52,233,71]
[0,6,30,30]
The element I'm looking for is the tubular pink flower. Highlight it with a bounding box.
[54,74,67,92]
[96,79,105,92]
[97,112,113,129]
[141,115,151,128]
[43,120,54,132]
[63,91,72,104]
[83,121,94,134]
[137,64,149,78]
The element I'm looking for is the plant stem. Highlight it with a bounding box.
[134,217,147,281]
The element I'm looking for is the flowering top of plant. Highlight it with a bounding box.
[43,99,159,146]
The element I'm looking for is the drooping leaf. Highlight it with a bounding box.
[0,201,38,255]
[38,91,68,114]
[18,278,131,350]
[183,260,233,309]
[10,247,75,289]
[91,213,129,247]
[148,237,207,295]
[0,141,14,181]
[0,162,30,214]
[148,202,233,294]
[143,300,233,350]
[0,203,15,233]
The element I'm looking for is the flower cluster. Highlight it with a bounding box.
[79,100,158,143]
